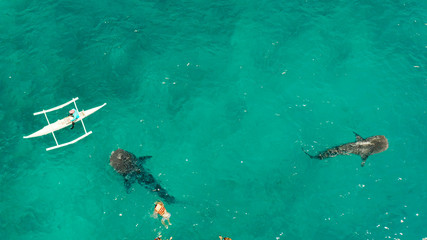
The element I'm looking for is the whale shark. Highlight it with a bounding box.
[110,148,175,203]
[303,132,388,167]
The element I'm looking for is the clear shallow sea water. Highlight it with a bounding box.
[1,0,426,239]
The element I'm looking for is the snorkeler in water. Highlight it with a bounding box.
[153,201,172,229]
[154,236,172,240]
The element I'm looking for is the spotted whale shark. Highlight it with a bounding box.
[110,148,175,203]
[303,132,389,167]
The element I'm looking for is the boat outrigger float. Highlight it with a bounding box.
[23,97,106,151]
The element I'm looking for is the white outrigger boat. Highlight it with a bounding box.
[23,97,106,151]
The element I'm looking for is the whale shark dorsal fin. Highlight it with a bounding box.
[353,132,364,142]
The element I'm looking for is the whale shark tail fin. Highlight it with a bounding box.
[301,147,316,159]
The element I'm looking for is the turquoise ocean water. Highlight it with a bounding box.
[1,0,426,239]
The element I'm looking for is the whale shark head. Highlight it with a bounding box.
[365,135,389,154]
[110,148,138,175]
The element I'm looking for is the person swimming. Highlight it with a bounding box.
[219,236,232,240]
[69,109,79,129]
[154,235,172,240]
[153,201,172,229]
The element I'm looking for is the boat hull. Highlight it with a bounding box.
[23,103,106,139]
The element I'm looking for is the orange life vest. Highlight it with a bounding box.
[155,203,166,216]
